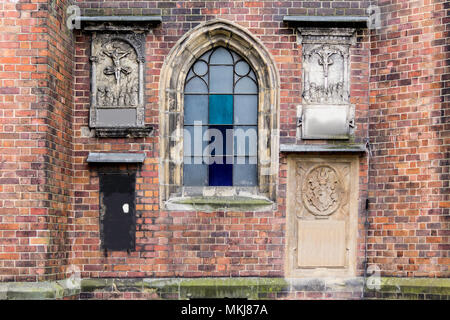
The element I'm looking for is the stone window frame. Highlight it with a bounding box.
[159,19,280,210]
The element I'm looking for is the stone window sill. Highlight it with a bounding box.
[165,188,275,212]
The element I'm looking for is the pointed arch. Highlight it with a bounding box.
[159,19,280,205]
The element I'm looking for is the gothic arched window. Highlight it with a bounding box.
[183,47,258,186]
[160,20,279,206]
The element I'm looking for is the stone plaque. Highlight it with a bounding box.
[297,28,356,139]
[297,220,346,268]
[90,32,145,132]
[286,155,358,278]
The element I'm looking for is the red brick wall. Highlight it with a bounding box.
[1,0,448,285]
[71,0,371,279]
[0,0,74,281]
[368,0,449,277]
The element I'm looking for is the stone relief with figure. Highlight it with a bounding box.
[296,28,356,140]
[89,32,147,132]
[302,43,350,105]
[92,37,141,108]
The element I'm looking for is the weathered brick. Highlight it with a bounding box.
[0,0,447,300]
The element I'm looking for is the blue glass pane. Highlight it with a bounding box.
[234,95,257,125]
[192,60,208,76]
[184,157,208,186]
[186,69,195,82]
[235,77,257,94]
[210,47,233,65]
[184,125,207,157]
[199,50,212,61]
[235,60,250,76]
[235,156,257,165]
[209,160,232,186]
[234,126,257,156]
[209,95,233,125]
[248,70,257,82]
[185,77,208,93]
[210,66,233,93]
[184,95,208,125]
[233,161,257,186]
[231,51,240,63]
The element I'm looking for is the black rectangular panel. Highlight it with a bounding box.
[99,172,136,251]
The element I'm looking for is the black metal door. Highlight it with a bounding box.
[99,172,136,251]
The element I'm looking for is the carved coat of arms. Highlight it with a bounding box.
[302,165,344,216]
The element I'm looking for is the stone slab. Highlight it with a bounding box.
[283,15,368,28]
[86,152,146,163]
[280,143,367,153]
[80,15,162,31]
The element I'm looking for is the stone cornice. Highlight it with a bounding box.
[283,15,369,28]
[86,152,146,163]
[79,15,162,31]
[280,143,367,154]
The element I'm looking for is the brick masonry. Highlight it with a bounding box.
[368,0,448,277]
[0,0,73,282]
[0,0,448,299]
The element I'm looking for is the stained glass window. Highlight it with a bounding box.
[183,47,258,186]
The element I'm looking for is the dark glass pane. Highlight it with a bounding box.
[209,159,233,186]
[184,94,208,125]
[209,94,233,125]
[205,125,233,156]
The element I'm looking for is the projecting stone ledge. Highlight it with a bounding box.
[166,196,275,212]
[86,152,146,164]
[280,143,367,154]
[79,15,162,31]
[94,126,153,138]
[283,15,369,28]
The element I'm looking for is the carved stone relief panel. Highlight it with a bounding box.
[297,28,356,140]
[302,42,350,105]
[301,164,345,216]
[286,155,358,278]
[90,32,149,137]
